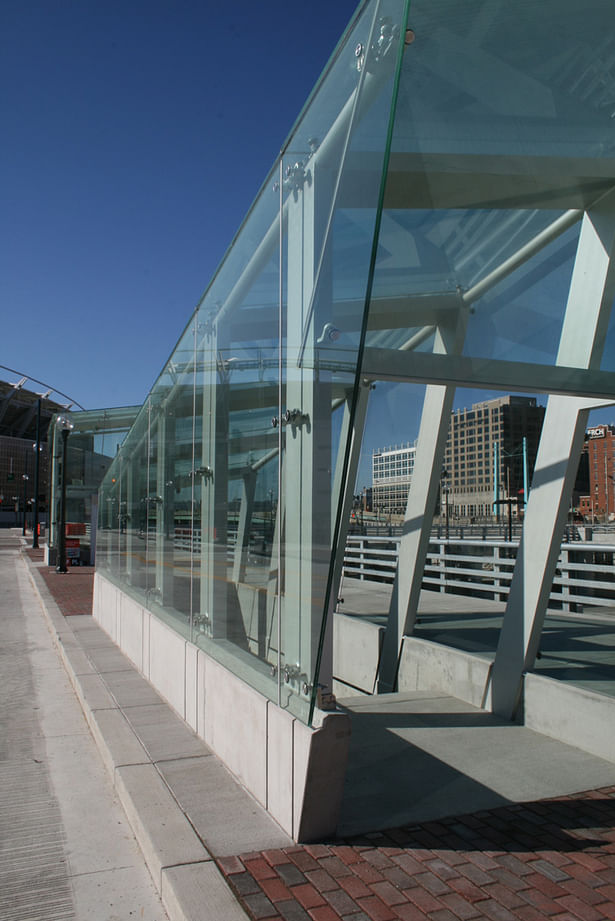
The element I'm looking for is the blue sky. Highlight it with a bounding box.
[3,1,612,490]
[1,0,358,409]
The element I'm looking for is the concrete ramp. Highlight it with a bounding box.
[337,690,615,836]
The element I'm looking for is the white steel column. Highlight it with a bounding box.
[123,455,134,585]
[155,408,175,607]
[232,469,256,585]
[200,337,230,637]
[323,381,372,690]
[490,192,615,718]
[281,160,333,696]
[379,306,469,691]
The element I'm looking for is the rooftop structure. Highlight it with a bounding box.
[0,371,82,528]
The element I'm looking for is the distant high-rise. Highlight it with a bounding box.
[444,396,545,521]
[372,396,545,520]
[372,442,416,515]
[579,425,615,522]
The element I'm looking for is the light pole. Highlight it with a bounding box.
[56,416,74,574]
[32,398,41,549]
[21,454,29,536]
[441,468,450,540]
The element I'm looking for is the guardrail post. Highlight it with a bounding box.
[493,544,502,601]
[439,540,446,592]
[560,548,570,613]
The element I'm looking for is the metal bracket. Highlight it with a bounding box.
[192,612,210,633]
[192,466,214,483]
[283,664,302,684]
[355,17,400,74]
[271,409,310,428]
[283,160,312,202]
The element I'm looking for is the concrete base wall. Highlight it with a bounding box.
[333,612,384,694]
[93,573,351,842]
[524,672,615,763]
[397,637,493,709]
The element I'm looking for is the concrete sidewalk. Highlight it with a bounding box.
[19,536,285,921]
[13,532,615,921]
[0,532,168,921]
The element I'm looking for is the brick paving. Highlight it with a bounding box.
[218,790,615,921]
[27,543,615,921]
[26,546,94,615]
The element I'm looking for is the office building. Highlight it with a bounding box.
[372,396,545,520]
[372,443,416,515]
[444,396,544,521]
[580,424,615,522]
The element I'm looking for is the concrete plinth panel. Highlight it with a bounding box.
[119,593,144,671]
[95,573,119,639]
[115,763,210,886]
[93,566,101,619]
[185,642,198,732]
[203,656,268,806]
[334,612,383,694]
[142,608,151,679]
[148,614,187,719]
[196,649,207,739]
[293,712,351,842]
[398,637,493,709]
[266,703,294,833]
[92,573,353,841]
[162,863,248,921]
[525,673,615,763]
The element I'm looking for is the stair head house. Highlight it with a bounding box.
[92,0,615,839]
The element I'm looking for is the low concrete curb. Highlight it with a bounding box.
[24,556,249,921]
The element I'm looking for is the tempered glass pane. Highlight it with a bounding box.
[121,404,150,596]
[190,220,281,695]
[136,329,198,638]
[96,0,615,729]
[278,0,409,719]
[370,0,615,388]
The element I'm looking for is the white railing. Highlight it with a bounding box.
[170,528,615,614]
[342,535,615,614]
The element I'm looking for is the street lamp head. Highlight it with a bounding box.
[55,415,74,432]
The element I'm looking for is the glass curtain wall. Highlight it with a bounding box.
[99,0,615,720]
[98,0,410,723]
[49,406,138,566]
[358,0,615,695]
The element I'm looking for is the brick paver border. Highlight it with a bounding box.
[219,788,615,921]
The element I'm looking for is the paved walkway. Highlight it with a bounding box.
[0,532,168,921]
[10,531,615,921]
[219,793,615,921]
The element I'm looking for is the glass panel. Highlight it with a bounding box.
[190,192,281,695]
[372,0,615,377]
[122,404,150,596]
[96,0,615,728]
[95,0,410,724]
[279,0,409,718]
[139,333,197,638]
